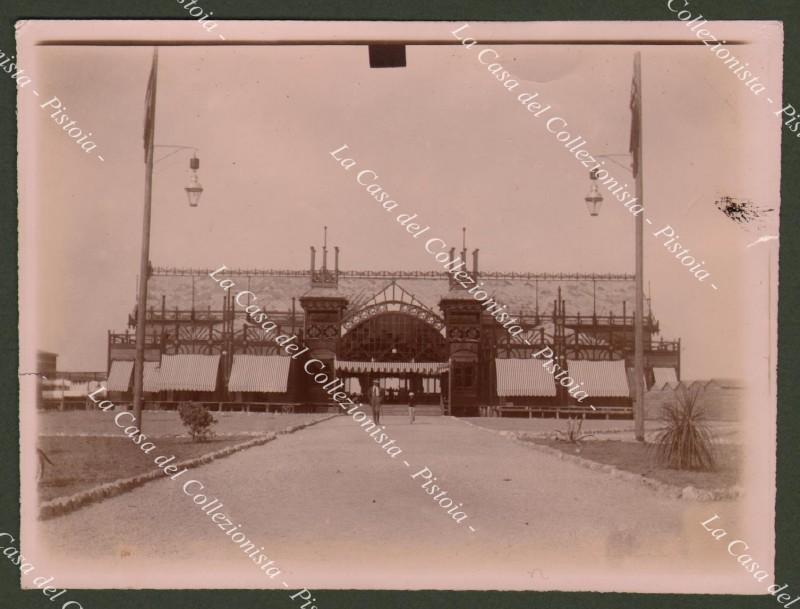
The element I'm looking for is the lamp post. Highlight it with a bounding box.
[584,158,645,442]
[132,135,203,430]
[584,50,645,443]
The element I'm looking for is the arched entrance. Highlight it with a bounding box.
[338,310,448,404]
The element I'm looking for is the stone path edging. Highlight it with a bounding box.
[39,414,338,520]
[454,418,742,502]
[40,430,287,439]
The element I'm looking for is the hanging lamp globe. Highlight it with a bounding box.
[584,171,604,217]
[185,154,203,207]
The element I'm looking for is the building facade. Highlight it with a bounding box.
[106,246,680,416]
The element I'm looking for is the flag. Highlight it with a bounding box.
[629,52,641,178]
[143,48,159,164]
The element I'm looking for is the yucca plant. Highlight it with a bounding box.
[553,416,594,444]
[653,385,716,471]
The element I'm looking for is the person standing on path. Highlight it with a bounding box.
[408,391,416,424]
[369,380,383,425]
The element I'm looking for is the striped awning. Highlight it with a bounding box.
[143,361,161,393]
[567,359,630,397]
[106,360,134,392]
[495,358,557,397]
[653,367,679,388]
[107,360,162,392]
[159,354,220,392]
[42,379,71,389]
[335,361,447,375]
[228,355,291,393]
[64,382,89,398]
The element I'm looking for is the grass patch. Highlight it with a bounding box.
[464,417,641,433]
[38,411,329,436]
[37,435,253,502]
[526,439,741,490]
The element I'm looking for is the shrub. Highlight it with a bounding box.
[178,402,217,442]
[653,385,716,471]
[552,416,594,445]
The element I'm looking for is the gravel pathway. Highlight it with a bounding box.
[33,415,748,592]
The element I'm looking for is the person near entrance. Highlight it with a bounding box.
[369,380,383,425]
[408,391,416,424]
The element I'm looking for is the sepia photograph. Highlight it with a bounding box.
[14,15,785,600]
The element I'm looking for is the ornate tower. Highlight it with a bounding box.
[299,228,348,402]
[439,247,482,413]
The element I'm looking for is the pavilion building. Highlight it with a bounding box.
[105,243,680,417]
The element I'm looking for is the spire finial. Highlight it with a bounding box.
[462,226,466,250]
[322,226,329,272]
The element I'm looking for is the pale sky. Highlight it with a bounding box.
[18,21,782,379]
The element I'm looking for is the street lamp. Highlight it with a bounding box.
[584,169,603,216]
[583,147,645,443]
[133,138,204,431]
[185,154,203,207]
[577,51,646,445]
[154,145,203,207]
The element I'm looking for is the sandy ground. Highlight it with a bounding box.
[32,415,751,593]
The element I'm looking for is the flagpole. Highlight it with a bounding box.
[633,51,645,442]
[133,47,159,432]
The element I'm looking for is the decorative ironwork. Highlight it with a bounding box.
[342,301,445,334]
[339,312,448,362]
[177,325,211,342]
[243,344,283,356]
[570,333,624,359]
[342,280,445,334]
[311,267,338,287]
[173,343,214,355]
